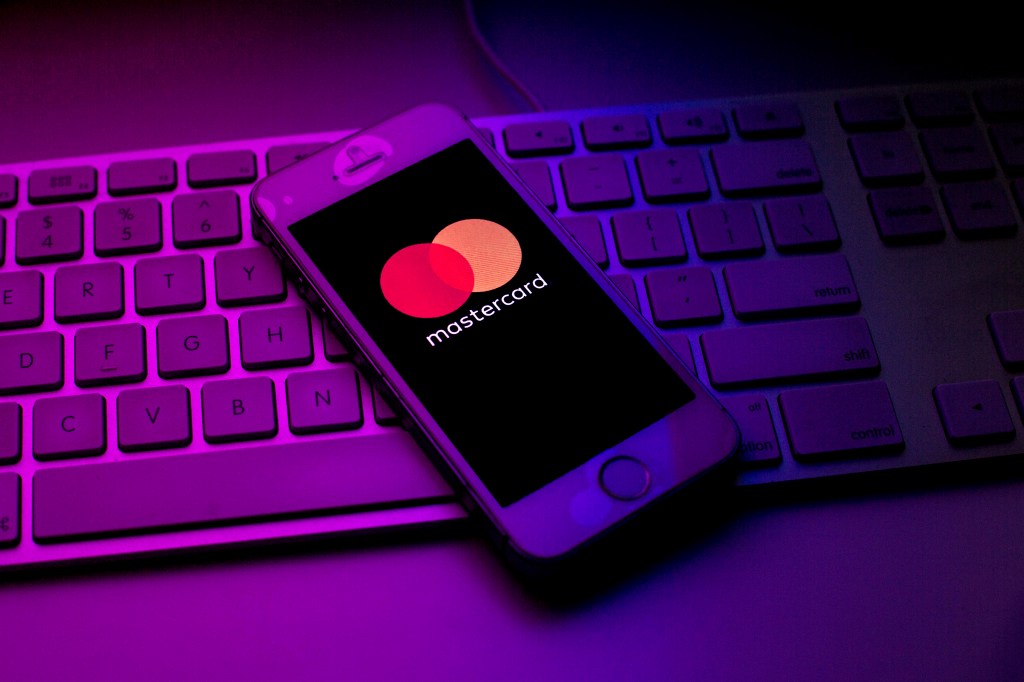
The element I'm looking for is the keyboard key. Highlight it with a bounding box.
[0,473,19,547]
[134,254,206,314]
[512,161,556,210]
[286,366,363,434]
[239,306,314,370]
[905,91,974,127]
[934,380,1014,445]
[201,377,278,443]
[701,316,879,388]
[989,309,1024,370]
[94,198,163,255]
[560,155,634,210]
[33,432,450,542]
[0,174,16,208]
[658,108,728,144]
[779,381,903,460]
[975,85,1024,122]
[475,126,495,146]
[989,124,1024,175]
[503,121,574,157]
[635,148,709,203]
[156,314,230,378]
[0,403,21,465]
[372,386,400,425]
[710,140,821,196]
[117,385,192,452]
[15,206,84,264]
[186,150,257,188]
[687,202,765,259]
[920,127,995,180]
[848,131,924,186]
[266,142,330,174]
[720,394,781,466]
[733,101,804,139]
[0,216,4,264]
[868,187,945,244]
[723,254,859,320]
[107,158,177,195]
[74,323,147,387]
[941,181,1017,238]
[645,266,722,327]
[0,331,63,396]
[763,195,840,252]
[1013,378,1024,420]
[27,165,97,204]
[322,318,351,361]
[835,95,904,132]
[214,246,286,307]
[560,215,608,268]
[54,262,125,323]
[172,190,242,248]
[611,273,639,310]
[581,114,651,150]
[611,209,687,266]
[654,333,692,374]
[0,270,43,330]
[33,394,106,461]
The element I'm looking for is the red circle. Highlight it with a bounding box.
[380,243,474,318]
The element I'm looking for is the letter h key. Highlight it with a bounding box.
[239,306,313,370]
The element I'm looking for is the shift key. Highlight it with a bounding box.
[700,316,878,388]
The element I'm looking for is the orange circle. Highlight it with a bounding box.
[432,219,522,292]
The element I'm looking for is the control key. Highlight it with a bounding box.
[779,381,903,460]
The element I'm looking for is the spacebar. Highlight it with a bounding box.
[33,433,454,543]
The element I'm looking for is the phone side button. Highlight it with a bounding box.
[598,456,650,501]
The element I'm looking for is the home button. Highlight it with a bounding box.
[599,456,651,501]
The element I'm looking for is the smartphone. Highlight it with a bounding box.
[250,103,739,569]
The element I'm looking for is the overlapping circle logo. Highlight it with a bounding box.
[380,219,522,318]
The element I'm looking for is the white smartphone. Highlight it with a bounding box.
[250,103,739,571]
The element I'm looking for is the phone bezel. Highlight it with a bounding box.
[250,103,739,563]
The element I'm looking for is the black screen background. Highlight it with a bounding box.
[290,140,692,505]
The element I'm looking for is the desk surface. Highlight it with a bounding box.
[2,2,1023,680]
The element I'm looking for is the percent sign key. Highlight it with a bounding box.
[96,198,163,255]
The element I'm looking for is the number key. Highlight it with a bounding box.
[15,206,84,264]
[172,190,241,248]
[94,198,163,256]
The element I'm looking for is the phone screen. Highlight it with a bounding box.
[290,139,694,506]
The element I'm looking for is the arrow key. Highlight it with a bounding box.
[934,380,1015,445]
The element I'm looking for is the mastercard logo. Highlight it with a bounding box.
[380,219,522,318]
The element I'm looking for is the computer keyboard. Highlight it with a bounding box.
[2,78,1022,572]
